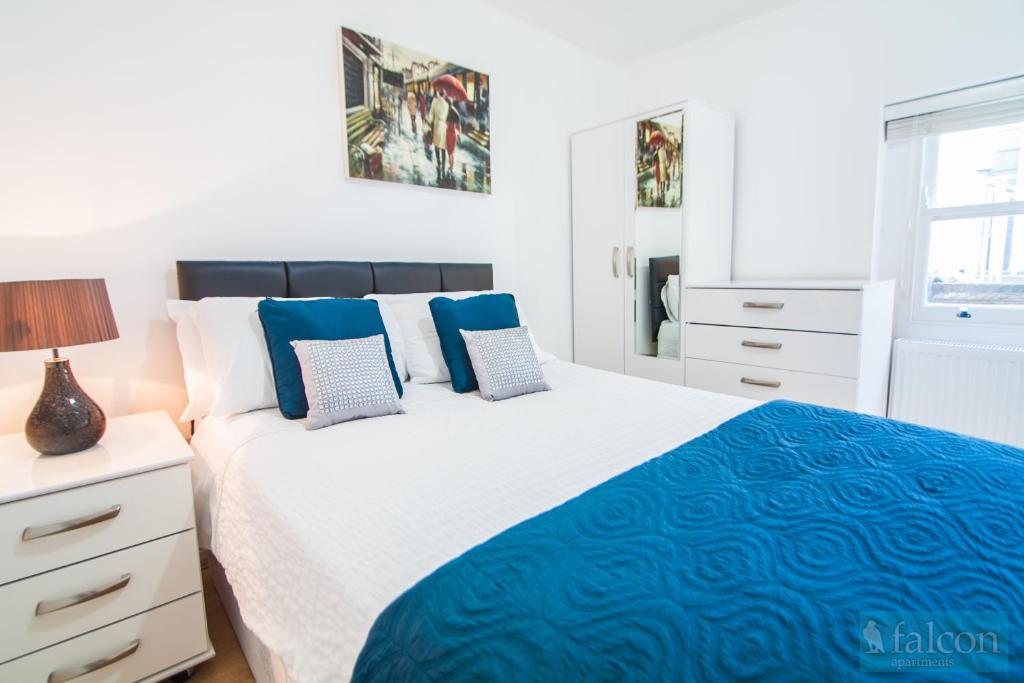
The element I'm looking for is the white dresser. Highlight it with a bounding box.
[684,280,895,414]
[0,411,213,682]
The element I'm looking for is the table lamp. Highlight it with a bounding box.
[0,279,119,455]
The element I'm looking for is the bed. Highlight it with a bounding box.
[192,361,754,682]
[177,260,1024,683]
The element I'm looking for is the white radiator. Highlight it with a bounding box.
[889,339,1024,446]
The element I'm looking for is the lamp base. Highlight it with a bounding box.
[25,355,106,456]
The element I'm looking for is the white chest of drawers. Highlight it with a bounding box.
[684,280,895,414]
[0,411,213,682]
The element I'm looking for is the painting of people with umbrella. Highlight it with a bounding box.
[636,114,682,208]
[338,27,491,194]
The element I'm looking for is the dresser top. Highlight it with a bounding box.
[0,411,192,504]
[687,279,889,291]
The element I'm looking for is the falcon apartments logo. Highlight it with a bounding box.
[859,612,1008,673]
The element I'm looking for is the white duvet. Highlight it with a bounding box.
[191,361,756,683]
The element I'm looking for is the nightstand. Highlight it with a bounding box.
[0,411,214,681]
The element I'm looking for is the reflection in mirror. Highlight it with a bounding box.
[633,110,683,359]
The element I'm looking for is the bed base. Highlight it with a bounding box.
[208,555,293,683]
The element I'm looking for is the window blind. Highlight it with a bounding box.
[885,75,1024,141]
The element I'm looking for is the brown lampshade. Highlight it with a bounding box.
[0,279,119,352]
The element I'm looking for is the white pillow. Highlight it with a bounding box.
[166,300,215,422]
[193,297,278,417]
[515,305,558,365]
[661,274,681,323]
[376,301,408,381]
[366,290,554,384]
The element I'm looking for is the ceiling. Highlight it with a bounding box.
[479,0,800,65]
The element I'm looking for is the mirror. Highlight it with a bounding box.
[632,110,683,360]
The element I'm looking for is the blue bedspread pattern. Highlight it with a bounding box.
[353,401,1024,682]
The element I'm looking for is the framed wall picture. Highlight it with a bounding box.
[636,114,682,208]
[339,27,491,194]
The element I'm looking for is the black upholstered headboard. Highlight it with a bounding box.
[175,260,493,300]
[648,256,679,343]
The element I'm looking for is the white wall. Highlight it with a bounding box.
[873,1,1024,348]
[5,0,1022,436]
[0,0,626,435]
[625,0,1024,282]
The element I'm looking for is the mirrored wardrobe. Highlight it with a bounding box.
[571,100,734,384]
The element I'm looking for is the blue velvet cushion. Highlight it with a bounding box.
[257,298,402,419]
[428,293,520,393]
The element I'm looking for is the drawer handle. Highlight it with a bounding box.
[743,301,785,310]
[741,377,782,388]
[741,340,783,350]
[36,573,132,616]
[48,638,140,683]
[22,504,122,542]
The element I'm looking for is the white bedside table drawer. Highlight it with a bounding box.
[0,592,208,682]
[685,324,862,377]
[0,529,201,662]
[685,358,858,409]
[685,288,863,334]
[0,464,194,585]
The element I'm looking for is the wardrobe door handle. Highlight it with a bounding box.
[741,340,783,350]
[625,246,635,278]
[48,639,140,683]
[22,505,122,542]
[742,301,784,310]
[741,377,781,388]
[36,573,132,616]
[611,246,620,278]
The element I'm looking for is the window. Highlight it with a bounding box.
[918,122,1024,322]
[887,78,1024,327]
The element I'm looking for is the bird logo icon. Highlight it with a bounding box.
[862,619,885,653]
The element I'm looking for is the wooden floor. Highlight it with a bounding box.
[184,559,256,683]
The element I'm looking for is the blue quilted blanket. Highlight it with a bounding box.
[352,401,1024,682]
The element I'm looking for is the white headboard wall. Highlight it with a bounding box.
[0,0,628,435]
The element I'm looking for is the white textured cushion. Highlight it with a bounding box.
[166,300,215,422]
[291,336,404,429]
[366,291,554,384]
[194,297,278,417]
[460,326,550,401]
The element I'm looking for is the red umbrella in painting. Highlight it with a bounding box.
[431,74,469,102]
[648,129,666,147]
